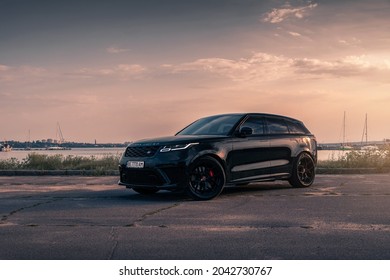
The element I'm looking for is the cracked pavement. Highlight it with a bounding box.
[0,174,389,259]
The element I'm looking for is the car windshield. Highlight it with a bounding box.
[177,115,243,136]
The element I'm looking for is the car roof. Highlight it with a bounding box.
[206,113,304,123]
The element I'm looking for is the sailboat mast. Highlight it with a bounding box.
[343,111,346,145]
[365,113,368,144]
[56,122,65,144]
[361,113,368,145]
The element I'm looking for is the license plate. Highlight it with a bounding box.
[127,161,144,168]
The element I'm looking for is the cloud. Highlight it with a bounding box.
[291,55,390,77]
[165,53,293,83]
[288,31,302,37]
[3,53,389,92]
[0,64,49,83]
[338,37,362,46]
[0,65,12,82]
[116,64,145,73]
[166,52,390,84]
[168,58,250,78]
[262,3,318,23]
[71,64,147,80]
[0,64,10,71]
[106,46,131,54]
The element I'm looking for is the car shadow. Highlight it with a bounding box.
[122,191,190,202]
[119,181,293,202]
[221,181,292,196]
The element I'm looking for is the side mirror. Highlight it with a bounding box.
[238,126,253,137]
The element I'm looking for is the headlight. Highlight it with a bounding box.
[160,143,199,153]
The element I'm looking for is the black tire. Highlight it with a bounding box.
[187,156,225,200]
[289,152,316,188]
[132,187,159,195]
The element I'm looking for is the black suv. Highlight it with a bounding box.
[119,113,317,200]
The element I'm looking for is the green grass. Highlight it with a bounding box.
[0,153,121,171]
[318,145,390,171]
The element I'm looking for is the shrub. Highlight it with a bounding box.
[318,145,390,170]
[22,154,63,170]
[0,153,121,171]
[0,157,21,170]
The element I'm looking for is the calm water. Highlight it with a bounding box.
[1,148,343,162]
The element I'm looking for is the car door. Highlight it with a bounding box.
[265,116,294,175]
[227,115,271,182]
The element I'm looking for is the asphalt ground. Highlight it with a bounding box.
[0,174,389,260]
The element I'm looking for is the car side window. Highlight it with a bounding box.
[266,117,289,134]
[285,119,309,134]
[240,116,265,135]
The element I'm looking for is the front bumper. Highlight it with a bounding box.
[118,163,187,190]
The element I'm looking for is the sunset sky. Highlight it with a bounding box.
[1,0,390,143]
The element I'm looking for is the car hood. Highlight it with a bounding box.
[129,135,227,146]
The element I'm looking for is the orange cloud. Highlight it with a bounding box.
[262,3,318,23]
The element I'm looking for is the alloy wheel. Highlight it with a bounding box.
[289,153,316,188]
[187,157,225,200]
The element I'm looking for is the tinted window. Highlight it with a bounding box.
[240,116,265,135]
[177,115,242,136]
[267,118,289,134]
[285,120,309,134]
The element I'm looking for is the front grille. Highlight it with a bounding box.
[125,146,160,157]
[121,169,165,186]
